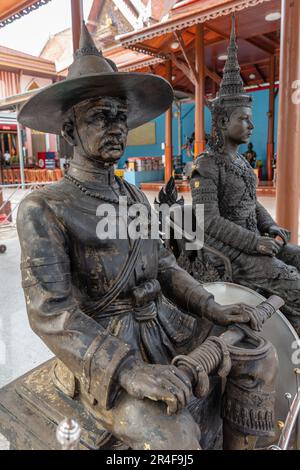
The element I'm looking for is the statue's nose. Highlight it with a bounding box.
[109,121,126,136]
[109,126,122,136]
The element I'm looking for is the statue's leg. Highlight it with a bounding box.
[222,333,278,450]
[231,251,300,335]
[81,390,201,450]
[277,244,300,271]
[113,395,201,450]
[223,423,257,450]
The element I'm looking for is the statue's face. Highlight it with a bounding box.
[73,97,128,163]
[225,107,254,145]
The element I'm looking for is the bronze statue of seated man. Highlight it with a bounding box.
[16,23,278,450]
[191,18,300,336]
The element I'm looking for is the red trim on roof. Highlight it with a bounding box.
[0,0,52,26]
[0,45,54,64]
[119,0,272,46]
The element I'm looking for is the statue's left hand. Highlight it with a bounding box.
[206,301,263,331]
[117,359,193,415]
[268,224,291,245]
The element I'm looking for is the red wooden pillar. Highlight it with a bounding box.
[0,131,3,205]
[276,0,300,243]
[194,23,206,156]
[71,0,83,51]
[266,55,275,181]
[0,142,3,207]
[164,60,173,183]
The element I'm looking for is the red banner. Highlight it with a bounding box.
[0,124,17,131]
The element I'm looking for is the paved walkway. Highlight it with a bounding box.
[0,235,52,389]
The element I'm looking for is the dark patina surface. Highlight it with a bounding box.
[190,17,300,335]
[0,22,280,450]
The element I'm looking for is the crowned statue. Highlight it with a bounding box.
[191,17,300,336]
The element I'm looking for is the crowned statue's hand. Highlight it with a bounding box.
[256,236,283,256]
[117,358,193,415]
[267,224,291,245]
[205,300,263,331]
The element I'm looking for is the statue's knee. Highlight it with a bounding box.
[258,342,279,388]
[244,340,278,390]
[228,337,278,389]
[110,394,201,450]
[222,338,278,437]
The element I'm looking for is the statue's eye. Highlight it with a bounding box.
[86,112,103,123]
[94,112,105,120]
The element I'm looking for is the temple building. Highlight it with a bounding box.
[0,45,60,165]
[40,0,133,72]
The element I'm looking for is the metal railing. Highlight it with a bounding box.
[0,183,52,231]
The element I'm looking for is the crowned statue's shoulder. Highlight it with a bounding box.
[192,151,218,178]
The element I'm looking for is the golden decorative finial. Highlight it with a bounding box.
[277,420,285,431]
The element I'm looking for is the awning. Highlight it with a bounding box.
[117,0,274,45]
[116,0,281,96]
[0,0,52,28]
[0,88,39,111]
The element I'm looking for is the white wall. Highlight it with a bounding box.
[20,75,52,93]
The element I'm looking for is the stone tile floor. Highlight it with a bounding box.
[0,435,9,450]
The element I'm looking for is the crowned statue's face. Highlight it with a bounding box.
[63,97,129,163]
[224,107,254,145]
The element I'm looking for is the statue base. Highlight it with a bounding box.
[0,359,126,450]
[0,360,224,450]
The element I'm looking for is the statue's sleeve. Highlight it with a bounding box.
[17,193,135,411]
[256,201,276,234]
[156,239,215,318]
[191,157,260,254]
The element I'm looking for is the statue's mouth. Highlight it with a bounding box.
[101,141,123,152]
[108,145,123,153]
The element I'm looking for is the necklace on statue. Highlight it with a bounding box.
[64,173,136,205]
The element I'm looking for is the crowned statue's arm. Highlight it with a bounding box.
[191,159,290,254]
[256,201,291,244]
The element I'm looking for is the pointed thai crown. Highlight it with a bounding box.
[209,15,252,112]
[68,21,118,79]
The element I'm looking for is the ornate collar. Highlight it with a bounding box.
[68,162,116,187]
[64,173,135,205]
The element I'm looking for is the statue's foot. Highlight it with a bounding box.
[223,421,257,450]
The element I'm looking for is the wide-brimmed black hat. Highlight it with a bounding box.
[18,22,174,134]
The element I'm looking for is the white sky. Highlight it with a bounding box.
[0,0,94,56]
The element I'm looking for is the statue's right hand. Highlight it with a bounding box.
[256,236,283,256]
[117,358,193,415]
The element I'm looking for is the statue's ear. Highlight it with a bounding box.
[219,114,229,130]
[61,119,76,147]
